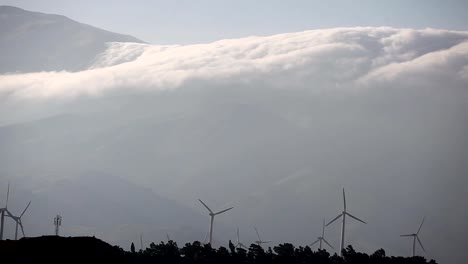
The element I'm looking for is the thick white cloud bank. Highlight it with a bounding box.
[1,27,468,100]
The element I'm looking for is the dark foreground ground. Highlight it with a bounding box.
[0,236,437,264]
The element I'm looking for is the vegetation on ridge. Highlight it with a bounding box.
[0,236,437,264]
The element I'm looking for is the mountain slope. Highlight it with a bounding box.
[0,5,144,73]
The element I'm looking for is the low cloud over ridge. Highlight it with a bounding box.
[1,27,468,100]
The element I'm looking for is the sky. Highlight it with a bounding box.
[0,0,467,44]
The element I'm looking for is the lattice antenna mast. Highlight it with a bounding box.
[54,215,62,236]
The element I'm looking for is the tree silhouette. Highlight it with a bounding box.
[130,242,135,254]
[0,236,439,264]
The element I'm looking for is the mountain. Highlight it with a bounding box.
[0,6,144,73]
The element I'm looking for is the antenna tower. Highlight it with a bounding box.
[54,215,62,236]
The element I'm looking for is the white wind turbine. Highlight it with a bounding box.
[235,227,248,249]
[310,220,334,251]
[198,199,233,245]
[7,201,31,240]
[400,217,426,257]
[202,230,209,245]
[254,227,271,247]
[0,183,10,240]
[326,188,366,256]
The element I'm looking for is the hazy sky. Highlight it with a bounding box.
[0,0,467,44]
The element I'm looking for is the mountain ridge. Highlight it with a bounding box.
[0,5,144,73]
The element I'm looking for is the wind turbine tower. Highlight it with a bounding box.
[326,188,366,256]
[54,215,62,236]
[401,217,426,257]
[198,199,233,245]
[310,219,334,250]
[0,183,10,240]
[140,233,144,251]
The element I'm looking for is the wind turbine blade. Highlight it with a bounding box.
[310,239,320,247]
[400,234,414,237]
[19,221,25,237]
[20,201,31,217]
[346,212,366,224]
[342,188,346,210]
[198,199,213,214]
[322,238,334,249]
[326,214,342,226]
[237,227,240,242]
[215,207,233,215]
[6,181,10,207]
[417,236,426,252]
[6,209,14,218]
[322,219,326,237]
[166,233,171,241]
[417,217,425,235]
[262,241,271,243]
[240,243,248,249]
[254,227,261,240]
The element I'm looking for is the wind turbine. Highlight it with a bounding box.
[401,217,426,257]
[202,230,209,245]
[198,199,233,245]
[310,219,334,250]
[254,227,271,247]
[140,233,144,251]
[326,188,366,256]
[7,201,31,240]
[235,227,248,249]
[0,182,10,240]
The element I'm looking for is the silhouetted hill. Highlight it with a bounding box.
[0,236,126,263]
[0,5,144,73]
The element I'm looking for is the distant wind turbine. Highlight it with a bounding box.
[0,182,10,240]
[401,217,426,257]
[7,201,31,240]
[140,233,144,251]
[254,227,271,247]
[202,230,209,245]
[198,199,233,245]
[310,219,334,250]
[235,227,248,249]
[326,188,366,256]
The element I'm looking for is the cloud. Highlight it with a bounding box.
[1,27,467,101]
